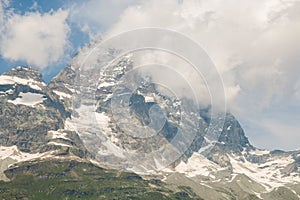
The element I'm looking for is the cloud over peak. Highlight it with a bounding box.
[100,0,300,150]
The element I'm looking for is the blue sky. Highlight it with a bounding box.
[0,0,91,82]
[0,0,299,150]
[0,0,136,82]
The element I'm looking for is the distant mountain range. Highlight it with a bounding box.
[0,60,299,199]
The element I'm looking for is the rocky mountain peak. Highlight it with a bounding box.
[218,113,253,152]
[3,66,44,84]
[0,62,299,199]
[0,65,87,158]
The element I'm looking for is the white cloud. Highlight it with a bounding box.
[103,0,300,106]
[69,0,138,39]
[244,116,300,151]
[0,6,2,27]
[97,0,300,150]
[0,9,70,69]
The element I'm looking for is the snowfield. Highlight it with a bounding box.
[0,75,45,91]
[228,154,300,191]
[174,152,224,177]
[8,92,46,106]
[0,146,50,163]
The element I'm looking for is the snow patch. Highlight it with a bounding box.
[0,89,14,96]
[71,105,125,158]
[98,81,115,88]
[48,130,71,141]
[174,152,222,177]
[53,90,72,99]
[8,92,46,106]
[0,75,45,90]
[229,173,238,182]
[145,96,155,102]
[0,145,49,162]
[95,112,113,135]
[228,154,300,191]
[48,142,72,148]
[249,149,270,156]
[290,189,300,199]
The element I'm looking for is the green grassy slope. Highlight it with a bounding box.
[0,160,202,200]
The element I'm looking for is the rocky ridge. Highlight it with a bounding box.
[0,62,299,199]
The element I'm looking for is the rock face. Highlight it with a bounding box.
[0,63,299,200]
[0,67,61,152]
[218,113,253,152]
[47,65,75,113]
[0,66,88,157]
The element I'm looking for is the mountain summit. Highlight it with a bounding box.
[0,65,299,199]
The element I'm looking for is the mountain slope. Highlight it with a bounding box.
[0,65,299,200]
[0,159,199,200]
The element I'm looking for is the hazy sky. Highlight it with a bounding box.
[0,0,299,150]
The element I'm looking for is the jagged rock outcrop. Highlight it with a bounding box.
[0,61,299,200]
[0,66,88,158]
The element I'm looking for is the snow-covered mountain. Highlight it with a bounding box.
[0,63,299,199]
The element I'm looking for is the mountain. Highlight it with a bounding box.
[0,63,299,200]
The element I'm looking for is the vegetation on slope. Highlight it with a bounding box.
[0,159,202,200]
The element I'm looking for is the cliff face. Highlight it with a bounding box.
[0,66,88,160]
[0,64,299,200]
